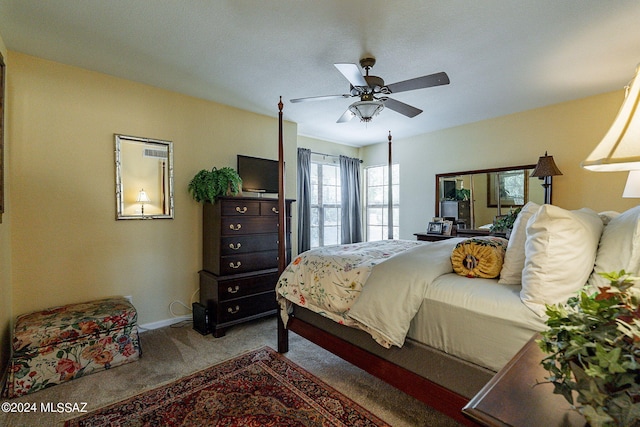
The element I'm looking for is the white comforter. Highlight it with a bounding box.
[276,238,464,348]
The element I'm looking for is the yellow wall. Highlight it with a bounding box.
[0,34,10,376]
[5,52,297,360]
[362,91,639,239]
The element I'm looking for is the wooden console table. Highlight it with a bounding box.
[463,334,586,427]
[414,229,493,242]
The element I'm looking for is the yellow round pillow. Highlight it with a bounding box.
[451,237,508,278]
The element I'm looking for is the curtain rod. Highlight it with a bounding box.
[310,151,363,163]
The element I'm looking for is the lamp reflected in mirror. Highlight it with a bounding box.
[136,189,151,216]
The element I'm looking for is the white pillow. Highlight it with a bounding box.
[598,210,620,226]
[588,205,640,289]
[498,201,540,285]
[520,205,603,316]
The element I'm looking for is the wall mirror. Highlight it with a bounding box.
[115,134,174,220]
[435,164,546,229]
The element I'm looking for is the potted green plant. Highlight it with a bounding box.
[538,271,640,427]
[188,166,242,203]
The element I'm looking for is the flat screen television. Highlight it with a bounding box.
[237,155,280,194]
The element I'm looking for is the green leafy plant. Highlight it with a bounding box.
[489,206,521,233]
[188,167,242,203]
[443,188,470,201]
[538,271,640,427]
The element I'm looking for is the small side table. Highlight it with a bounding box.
[414,229,496,242]
[462,334,585,427]
[414,232,453,242]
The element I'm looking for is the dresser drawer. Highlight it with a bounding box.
[259,200,291,216]
[221,216,279,235]
[218,292,277,324]
[199,269,279,302]
[220,200,261,216]
[220,250,279,275]
[218,271,279,300]
[221,233,278,255]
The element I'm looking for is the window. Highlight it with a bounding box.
[310,161,341,248]
[365,164,399,241]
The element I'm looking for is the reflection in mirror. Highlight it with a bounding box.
[436,165,545,229]
[115,134,174,219]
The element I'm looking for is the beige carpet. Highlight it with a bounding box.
[0,317,462,426]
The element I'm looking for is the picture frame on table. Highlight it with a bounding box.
[427,221,443,235]
[442,220,453,236]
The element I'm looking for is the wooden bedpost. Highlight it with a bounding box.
[387,131,393,240]
[276,96,289,353]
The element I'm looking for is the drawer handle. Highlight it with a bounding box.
[227,285,240,294]
[229,224,242,231]
[236,206,247,214]
[271,207,279,214]
[227,305,240,314]
[229,261,242,269]
[229,243,242,250]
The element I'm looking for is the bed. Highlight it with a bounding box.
[273,100,640,424]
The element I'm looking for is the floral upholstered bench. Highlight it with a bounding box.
[2,297,141,398]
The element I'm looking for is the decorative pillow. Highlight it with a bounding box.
[588,206,640,289]
[451,236,509,278]
[520,205,603,317]
[498,201,540,285]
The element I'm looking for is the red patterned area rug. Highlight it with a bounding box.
[65,346,390,426]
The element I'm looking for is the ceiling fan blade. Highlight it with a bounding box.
[382,98,423,118]
[334,63,368,88]
[336,108,356,123]
[385,72,450,94]
[290,94,350,103]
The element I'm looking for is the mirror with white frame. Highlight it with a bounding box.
[115,134,174,220]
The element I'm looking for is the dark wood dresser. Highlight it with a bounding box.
[199,196,293,337]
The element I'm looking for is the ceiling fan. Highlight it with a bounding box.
[290,57,450,123]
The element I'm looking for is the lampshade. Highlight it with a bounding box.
[530,152,563,178]
[348,101,384,123]
[136,189,151,203]
[582,64,640,171]
[622,170,640,198]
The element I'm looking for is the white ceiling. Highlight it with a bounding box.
[2,1,640,146]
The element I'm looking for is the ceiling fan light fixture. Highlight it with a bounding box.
[349,100,384,123]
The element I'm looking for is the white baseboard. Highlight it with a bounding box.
[139,315,191,331]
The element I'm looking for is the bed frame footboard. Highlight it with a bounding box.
[278,309,476,426]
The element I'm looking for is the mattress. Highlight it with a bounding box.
[408,272,547,371]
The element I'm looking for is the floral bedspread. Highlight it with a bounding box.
[277,238,464,348]
[276,239,425,328]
